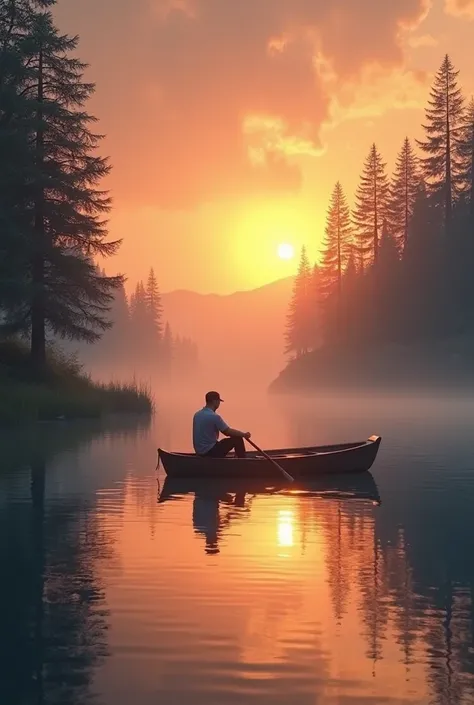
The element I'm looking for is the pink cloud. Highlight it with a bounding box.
[55,0,431,208]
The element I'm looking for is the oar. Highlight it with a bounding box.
[246,438,294,483]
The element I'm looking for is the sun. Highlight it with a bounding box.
[277,243,295,260]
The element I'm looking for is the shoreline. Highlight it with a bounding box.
[0,340,154,427]
[269,339,474,396]
[0,378,154,427]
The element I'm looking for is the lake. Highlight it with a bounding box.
[1,392,473,705]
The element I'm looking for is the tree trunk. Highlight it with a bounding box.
[373,153,379,265]
[404,145,409,253]
[30,45,46,373]
[445,72,452,236]
[336,205,342,341]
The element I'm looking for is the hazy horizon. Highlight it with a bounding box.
[159,274,293,299]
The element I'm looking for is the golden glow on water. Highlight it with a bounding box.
[277,509,294,548]
[3,397,474,705]
[95,480,437,704]
[91,474,459,705]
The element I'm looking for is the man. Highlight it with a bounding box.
[193,391,251,458]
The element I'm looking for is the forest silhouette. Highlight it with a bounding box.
[279,55,474,391]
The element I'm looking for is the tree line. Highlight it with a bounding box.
[0,0,124,373]
[286,55,474,358]
[0,1,198,378]
[73,267,199,375]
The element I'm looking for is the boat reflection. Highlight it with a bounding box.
[158,472,381,554]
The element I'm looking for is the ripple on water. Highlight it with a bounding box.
[1,400,474,705]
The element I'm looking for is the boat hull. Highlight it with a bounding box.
[158,435,381,479]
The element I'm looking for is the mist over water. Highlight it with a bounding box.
[1,388,474,705]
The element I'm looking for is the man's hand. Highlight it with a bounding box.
[243,432,251,440]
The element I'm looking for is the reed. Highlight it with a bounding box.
[0,339,154,425]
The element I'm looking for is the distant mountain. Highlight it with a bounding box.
[162,277,293,387]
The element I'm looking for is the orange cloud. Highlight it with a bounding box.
[326,65,431,127]
[445,0,474,18]
[407,33,439,47]
[243,115,324,162]
[55,0,432,209]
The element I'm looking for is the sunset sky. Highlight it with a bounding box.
[55,0,474,294]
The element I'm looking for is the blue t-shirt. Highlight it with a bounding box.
[193,407,228,454]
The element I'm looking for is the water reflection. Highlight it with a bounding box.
[277,510,294,549]
[1,400,474,704]
[192,492,246,555]
[0,459,110,705]
[155,463,473,703]
[0,415,152,705]
[158,478,254,555]
[158,473,381,558]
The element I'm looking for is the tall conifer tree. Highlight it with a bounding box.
[1,5,122,370]
[319,182,352,302]
[318,182,352,341]
[145,268,163,341]
[389,138,420,254]
[0,1,54,319]
[417,54,465,235]
[459,96,474,219]
[130,282,147,332]
[352,144,389,269]
[285,246,313,357]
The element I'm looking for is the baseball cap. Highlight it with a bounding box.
[205,391,224,403]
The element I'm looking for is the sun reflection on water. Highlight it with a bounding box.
[277,509,294,549]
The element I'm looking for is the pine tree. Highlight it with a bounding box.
[417,54,465,234]
[130,282,147,331]
[317,183,353,343]
[389,138,421,254]
[319,182,352,304]
[106,279,129,339]
[285,246,313,357]
[310,263,321,348]
[145,268,163,341]
[458,96,474,219]
[454,100,474,331]
[0,1,55,322]
[352,144,389,268]
[1,7,122,370]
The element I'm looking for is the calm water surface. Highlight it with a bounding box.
[1,393,473,705]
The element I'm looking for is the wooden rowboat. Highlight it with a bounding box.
[158,471,381,505]
[157,435,381,479]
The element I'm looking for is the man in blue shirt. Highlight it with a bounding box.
[193,391,251,458]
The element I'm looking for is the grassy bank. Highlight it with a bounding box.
[269,338,474,395]
[0,339,154,425]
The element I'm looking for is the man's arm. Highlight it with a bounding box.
[222,426,251,440]
[216,415,251,439]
